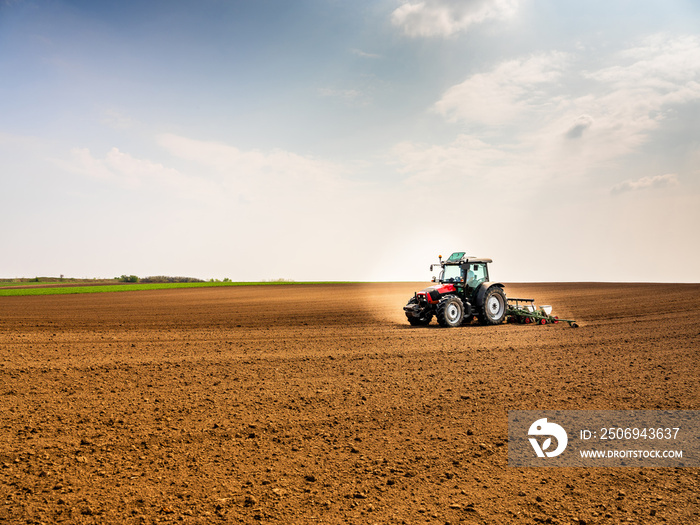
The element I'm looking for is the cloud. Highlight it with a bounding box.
[156,133,350,196]
[59,136,376,240]
[411,34,700,188]
[574,34,700,151]
[66,147,115,181]
[391,133,513,185]
[587,34,700,91]
[434,52,568,125]
[391,0,520,38]
[152,133,373,223]
[611,173,679,194]
[351,48,381,59]
[62,147,218,199]
[564,115,594,139]
[435,34,700,138]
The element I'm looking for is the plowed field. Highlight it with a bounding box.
[1,282,699,524]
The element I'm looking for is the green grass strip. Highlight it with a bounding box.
[0,281,348,297]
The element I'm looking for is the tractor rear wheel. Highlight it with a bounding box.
[437,295,464,327]
[478,286,507,325]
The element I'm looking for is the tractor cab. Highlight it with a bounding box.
[433,253,491,296]
[440,264,464,284]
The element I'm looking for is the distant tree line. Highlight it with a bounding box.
[139,276,205,283]
[116,275,237,283]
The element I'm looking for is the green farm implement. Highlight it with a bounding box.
[507,298,578,327]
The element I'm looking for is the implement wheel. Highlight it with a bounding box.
[437,295,464,328]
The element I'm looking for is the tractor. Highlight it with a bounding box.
[403,252,507,327]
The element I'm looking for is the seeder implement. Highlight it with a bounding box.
[506,298,579,328]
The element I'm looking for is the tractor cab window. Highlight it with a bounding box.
[441,265,463,283]
[466,263,487,288]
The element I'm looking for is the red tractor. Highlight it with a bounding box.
[403,252,507,327]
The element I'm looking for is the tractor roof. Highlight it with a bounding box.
[444,252,492,264]
[444,257,492,265]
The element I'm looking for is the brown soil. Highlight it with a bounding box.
[0,282,699,524]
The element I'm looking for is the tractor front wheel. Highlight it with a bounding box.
[478,286,507,325]
[437,295,464,327]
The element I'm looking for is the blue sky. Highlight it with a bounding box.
[1,0,699,282]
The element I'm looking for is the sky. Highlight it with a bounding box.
[1,0,699,282]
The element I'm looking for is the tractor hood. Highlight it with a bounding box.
[416,283,457,304]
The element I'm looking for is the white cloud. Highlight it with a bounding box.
[570,34,700,154]
[435,34,700,136]
[391,134,513,185]
[611,173,679,194]
[564,114,594,139]
[588,34,700,90]
[391,0,520,38]
[156,133,351,199]
[434,52,568,125]
[62,147,218,199]
[351,48,381,59]
[66,147,115,181]
[416,34,700,186]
